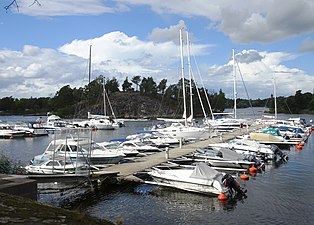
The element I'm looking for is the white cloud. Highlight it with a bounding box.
[204,50,314,99]
[113,0,314,44]
[0,28,313,99]
[13,0,115,16]
[0,46,87,98]
[5,0,314,44]
[148,20,187,43]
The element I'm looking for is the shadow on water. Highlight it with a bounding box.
[134,183,248,212]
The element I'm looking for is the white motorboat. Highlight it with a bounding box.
[119,140,161,153]
[269,125,305,139]
[41,114,74,132]
[127,130,180,145]
[208,138,277,160]
[25,158,88,175]
[97,141,140,157]
[31,137,125,165]
[247,130,299,146]
[148,162,245,197]
[0,122,26,139]
[189,147,256,170]
[204,116,251,132]
[13,121,49,137]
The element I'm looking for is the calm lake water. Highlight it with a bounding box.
[1,109,314,225]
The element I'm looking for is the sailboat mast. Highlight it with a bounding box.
[88,45,92,84]
[103,78,107,117]
[186,31,193,121]
[233,49,237,119]
[179,28,187,126]
[88,45,92,117]
[273,73,277,119]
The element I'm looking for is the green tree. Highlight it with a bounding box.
[105,77,120,93]
[122,77,133,92]
[214,89,227,112]
[157,79,167,94]
[139,77,157,95]
[51,85,75,117]
[132,76,142,91]
[308,94,314,110]
[0,97,15,112]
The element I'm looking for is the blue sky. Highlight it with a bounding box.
[0,0,314,100]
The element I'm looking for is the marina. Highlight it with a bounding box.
[0,113,314,224]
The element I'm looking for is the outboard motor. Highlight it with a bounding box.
[221,174,246,197]
[244,154,265,171]
[216,151,223,158]
[270,144,289,162]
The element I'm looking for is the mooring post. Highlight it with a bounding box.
[165,147,169,159]
[179,137,183,148]
[220,132,223,142]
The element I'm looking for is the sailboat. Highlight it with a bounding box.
[153,29,210,141]
[87,79,119,130]
[204,49,251,132]
[78,46,120,130]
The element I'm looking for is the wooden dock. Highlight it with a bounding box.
[102,125,264,181]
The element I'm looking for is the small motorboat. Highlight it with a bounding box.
[32,137,125,165]
[97,141,140,157]
[189,147,256,170]
[25,158,88,175]
[147,162,246,198]
[0,122,26,139]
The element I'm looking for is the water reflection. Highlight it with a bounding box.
[134,183,247,212]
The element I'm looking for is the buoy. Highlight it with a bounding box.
[248,166,257,174]
[92,127,96,131]
[218,193,228,200]
[240,173,249,180]
[299,142,305,146]
[297,145,302,150]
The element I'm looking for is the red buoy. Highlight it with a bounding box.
[297,145,302,150]
[248,166,257,174]
[240,173,249,180]
[218,193,228,200]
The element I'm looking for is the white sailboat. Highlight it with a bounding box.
[87,79,117,130]
[154,29,210,141]
[75,46,119,130]
[204,49,251,131]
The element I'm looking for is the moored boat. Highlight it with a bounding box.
[147,162,246,198]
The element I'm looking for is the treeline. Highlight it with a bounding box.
[0,75,313,118]
[266,90,314,114]
[225,90,314,114]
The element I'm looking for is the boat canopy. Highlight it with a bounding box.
[262,128,281,136]
[190,162,221,180]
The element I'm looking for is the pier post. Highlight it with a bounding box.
[220,133,223,142]
[165,147,169,159]
[179,138,184,148]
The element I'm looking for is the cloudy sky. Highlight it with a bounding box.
[0,0,314,100]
